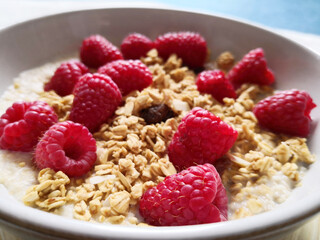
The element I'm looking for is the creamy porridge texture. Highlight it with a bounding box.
[0,61,65,201]
[0,32,316,226]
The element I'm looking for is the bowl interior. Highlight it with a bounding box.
[0,7,319,240]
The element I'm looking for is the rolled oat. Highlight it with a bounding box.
[2,48,313,224]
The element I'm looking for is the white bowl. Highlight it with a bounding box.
[0,7,319,240]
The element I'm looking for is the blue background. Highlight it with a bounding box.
[31,0,320,35]
[154,0,320,35]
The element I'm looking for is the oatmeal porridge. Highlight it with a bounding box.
[0,32,316,226]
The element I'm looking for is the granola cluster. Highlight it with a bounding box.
[23,49,315,224]
[217,86,315,219]
[23,168,69,211]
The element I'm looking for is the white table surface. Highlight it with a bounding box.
[0,1,319,240]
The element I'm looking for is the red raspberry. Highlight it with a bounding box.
[121,33,154,60]
[35,121,97,177]
[70,73,122,132]
[139,164,228,226]
[44,61,89,96]
[80,35,123,68]
[228,48,275,88]
[154,31,208,69]
[196,70,237,103]
[168,107,238,170]
[98,60,152,96]
[253,89,316,137]
[0,101,58,152]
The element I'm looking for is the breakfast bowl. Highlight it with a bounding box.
[0,7,319,240]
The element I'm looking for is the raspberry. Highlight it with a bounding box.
[228,48,275,88]
[154,31,208,69]
[35,121,97,177]
[121,33,154,60]
[80,35,123,68]
[196,70,236,103]
[139,164,228,226]
[70,73,122,132]
[0,101,58,152]
[168,107,238,170]
[44,61,89,96]
[253,89,316,137]
[98,60,152,96]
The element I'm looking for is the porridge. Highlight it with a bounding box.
[0,32,316,226]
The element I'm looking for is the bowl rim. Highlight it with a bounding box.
[0,6,319,240]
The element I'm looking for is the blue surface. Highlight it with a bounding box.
[154,0,320,35]
[32,0,320,35]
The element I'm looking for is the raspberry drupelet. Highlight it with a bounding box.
[98,60,152,96]
[121,33,154,60]
[154,31,208,69]
[253,89,316,137]
[80,35,123,68]
[0,101,58,152]
[35,121,97,177]
[139,164,228,226]
[44,60,89,96]
[70,73,122,132]
[168,107,238,171]
[196,70,237,103]
[228,48,274,88]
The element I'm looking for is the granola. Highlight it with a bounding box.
[0,49,315,225]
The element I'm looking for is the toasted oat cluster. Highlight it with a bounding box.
[23,169,70,211]
[20,49,315,224]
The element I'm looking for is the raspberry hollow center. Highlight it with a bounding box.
[63,139,84,161]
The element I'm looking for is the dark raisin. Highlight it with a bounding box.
[140,104,175,124]
[194,66,205,74]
